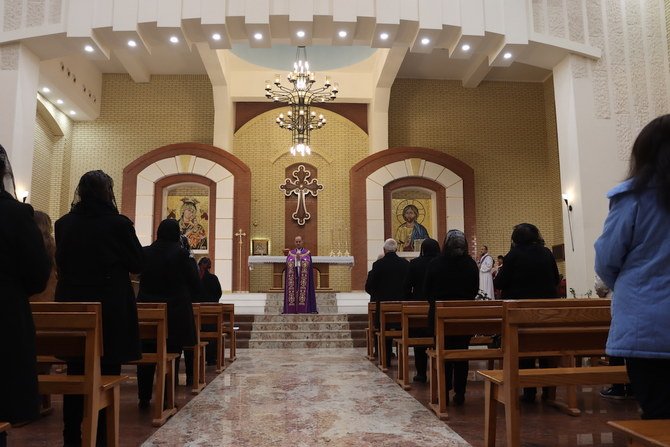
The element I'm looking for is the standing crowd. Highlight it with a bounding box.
[0,147,221,447]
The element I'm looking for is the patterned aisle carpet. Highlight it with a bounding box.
[143,348,470,447]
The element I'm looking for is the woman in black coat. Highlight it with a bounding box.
[136,219,198,406]
[0,146,51,436]
[424,230,479,405]
[403,238,440,382]
[55,170,144,446]
[493,222,560,402]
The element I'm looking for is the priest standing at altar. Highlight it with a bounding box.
[284,235,318,314]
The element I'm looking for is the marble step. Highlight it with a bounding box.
[248,339,355,349]
[253,314,348,323]
[250,330,353,340]
[252,321,351,331]
[264,293,339,314]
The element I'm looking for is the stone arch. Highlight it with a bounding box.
[122,143,251,292]
[350,147,476,289]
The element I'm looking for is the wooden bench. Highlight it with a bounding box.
[199,303,227,373]
[0,422,9,437]
[394,303,433,390]
[183,304,208,394]
[220,303,237,362]
[428,300,503,419]
[376,301,403,372]
[32,303,127,447]
[131,303,179,427]
[607,420,670,446]
[365,302,376,360]
[477,299,629,447]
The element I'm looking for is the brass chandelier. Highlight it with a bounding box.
[265,46,339,156]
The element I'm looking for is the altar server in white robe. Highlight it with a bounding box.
[478,246,495,300]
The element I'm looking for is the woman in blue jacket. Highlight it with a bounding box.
[595,114,670,420]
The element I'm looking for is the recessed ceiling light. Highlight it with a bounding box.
[169,36,179,44]
[296,30,305,38]
[503,52,512,59]
[461,44,471,51]
[69,110,76,116]
[421,37,430,45]
[338,30,347,38]
[56,99,64,104]
[41,87,50,93]
[84,45,94,53]
[127,40,137,47]
[253,32,263,40]
[380,32,389,40]
[212,33,221,41]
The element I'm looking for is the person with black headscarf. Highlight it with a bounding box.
[0,145,51,444]
[424,229,479,405]
[494,222,560,403]
[136,218,198,408]
[403,238,441,382]
[55,170,144,446]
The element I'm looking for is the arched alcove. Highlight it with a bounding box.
[350,147,476,289]
[122,143,251,292]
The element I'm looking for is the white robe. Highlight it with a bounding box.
[478,254,495,299]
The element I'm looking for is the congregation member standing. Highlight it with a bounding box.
[55,170,144,446]
[365,238,410,363]
[494,222,560,402]
[136,219,198,408]
[403,238,440,382]
[423,230,479,405]
[283,235,317,314]
[0,146,51,447]
[198,257,222,365]
[595,114,670,419]
[29,210,57,302]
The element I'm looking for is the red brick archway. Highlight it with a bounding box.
[350,147,476,290]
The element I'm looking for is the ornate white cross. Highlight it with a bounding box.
[279,165,323,226]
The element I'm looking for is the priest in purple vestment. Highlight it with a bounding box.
[283,235,318,314]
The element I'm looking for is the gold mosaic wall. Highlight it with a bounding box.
[389,78,563,261]
[234,107,369,292]
[68,74,214,210]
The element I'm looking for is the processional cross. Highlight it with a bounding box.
[234,228,246,291]
[280,165,323,226]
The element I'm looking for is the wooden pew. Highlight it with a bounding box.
[220,303,237,362]
[183,304,208,394]
[477,299,629,447]
[0,422,9,438]
[199,303,227,373]
[377,301,403,372]
[607,420,670,446]
[394,303,432,390]
[32,303,127,447]
[131,303,178,427]
[365,302,376,360]
[428,300,504,419]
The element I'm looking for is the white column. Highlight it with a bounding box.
[368,87,390,153]
[212,84,234,151]
[0,43,40,198]
[552,55,627,296]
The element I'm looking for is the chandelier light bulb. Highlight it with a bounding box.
[296,30,305,38]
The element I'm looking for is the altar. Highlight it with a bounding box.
[248,256,355,291]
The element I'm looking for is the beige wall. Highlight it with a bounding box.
[234,108,369,292]
[67,74,214,211]
[388,78,563,261]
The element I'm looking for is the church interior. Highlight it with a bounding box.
[2,0,669,446]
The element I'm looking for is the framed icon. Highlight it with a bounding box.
[251,238,270,256]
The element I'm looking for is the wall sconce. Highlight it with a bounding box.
[20,190,29,203]
[562,193,574,251]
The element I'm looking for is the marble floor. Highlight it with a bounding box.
[143,348,470,447]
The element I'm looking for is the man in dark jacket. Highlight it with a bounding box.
[197,257,222,364]
[365,238,409,363]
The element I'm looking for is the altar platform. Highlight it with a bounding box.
[217,291,369,315]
